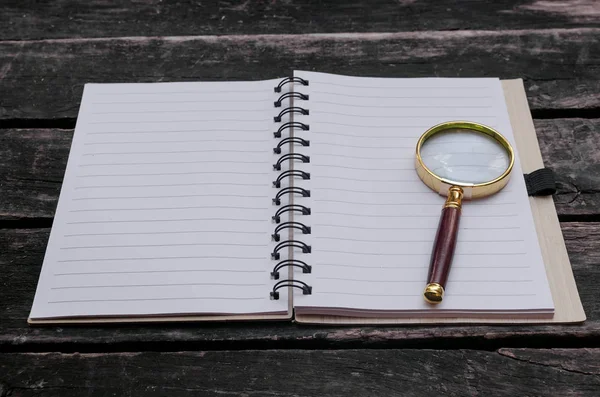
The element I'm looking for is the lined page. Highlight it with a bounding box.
[29,80,290,319]
[294,71,554,315]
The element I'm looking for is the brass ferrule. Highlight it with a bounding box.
[423,283,444,304]
[444,186,463,209]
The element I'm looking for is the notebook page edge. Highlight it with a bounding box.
[501,78,585,323]
[28,83,96,320]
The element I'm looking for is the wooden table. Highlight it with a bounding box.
[1,1,600,395]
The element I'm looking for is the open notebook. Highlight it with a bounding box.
[28,71,585,325]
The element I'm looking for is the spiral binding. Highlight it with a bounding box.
[270,77,313,300]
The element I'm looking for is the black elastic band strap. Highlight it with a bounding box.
[524,168,556,196]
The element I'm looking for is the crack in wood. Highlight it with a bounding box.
[497,349,600,376]
[2,27,600,45]
[1,110,599,132]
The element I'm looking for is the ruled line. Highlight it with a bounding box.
[315,175,414,183]
[57,255,267,263]
[66,218,266,224]
[80,160,268,167]
[81,149,265,156]
[313,212,443,219]
[317,277,533,283]
[313,121,497,131]
[310,90,492,99]
[314,199,517,206]
[315,142,413,149]
[311,187,423,194]
[91,109,263,115]
[310,82,490,90]
[48,297,265,304]
[313,224,438,231]
[88,128,267,135]
[310,153,413,160]
[317,250,525,256]
[310,164,413,171]
[314,131,416,139]
[83,139,270,145]
[91,99,268,105]
[315,292,535,297]
[60,243,268,250]
[89,118,271,124]
[55,269,265,276]
[317,263,529,269]
[313,224,520,231]
[315,236,524,243]
[313,111,496,119]
[310,100,493,109]
[94,89,268,95]
[315,121,433,129]
[64,230,266,237]
[314,187,513,194]
[51,282,266,290]
[72,193,268,200]
[76,171,270,178]
[68,205,267,212]
[74,182,265,189]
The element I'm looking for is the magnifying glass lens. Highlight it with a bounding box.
[419,129,511,185]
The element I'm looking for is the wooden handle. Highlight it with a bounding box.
[424,187,463,304]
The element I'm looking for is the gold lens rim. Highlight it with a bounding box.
[415,121,515,199]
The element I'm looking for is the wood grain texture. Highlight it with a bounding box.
[0,29,599,120]
[1,223,597,351]
[0,129,69,222]
[536,118,600,216]
[3,119,599,222]
[1,349,599,396]
[1,0,599,40]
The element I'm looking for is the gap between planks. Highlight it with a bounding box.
[2,107,600,131]
[2,27,600,45]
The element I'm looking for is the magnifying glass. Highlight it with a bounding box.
[415,121,515,304]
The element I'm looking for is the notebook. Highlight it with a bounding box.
[27,71,586,325]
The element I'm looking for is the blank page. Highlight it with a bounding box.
[29,79,290,320]
[293,71,554,316]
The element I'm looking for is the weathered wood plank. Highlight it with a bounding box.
[1,223,597,350]
[536,118,600,216]
[1,0,599,40]
[3,119,598,222]
[0,129,68,222]
[0,30,599,120]
[1,349,599,396]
